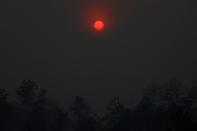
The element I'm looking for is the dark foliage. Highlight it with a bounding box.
[0,79,197,131]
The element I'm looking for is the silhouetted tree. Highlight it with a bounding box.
[1,79,197,131]
[0,88,12,131]
[16,80,41,105]
[70,96,91,118]
[103,97,132,131]
[13,80,70,131]
[139,79,197,131]
[54,109,71,131]
[70,96,100,131]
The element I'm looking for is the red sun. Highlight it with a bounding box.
[93,20,105,31]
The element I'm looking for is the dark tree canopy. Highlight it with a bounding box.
[0,79,197,131]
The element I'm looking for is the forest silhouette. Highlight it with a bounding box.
[0,79,197,131]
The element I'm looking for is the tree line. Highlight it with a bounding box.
[0,79,197,131]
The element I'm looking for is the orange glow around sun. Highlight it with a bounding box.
[93,20,105,31]
[82,4,113,33]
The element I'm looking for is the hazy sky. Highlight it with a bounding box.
[0,0,196,111]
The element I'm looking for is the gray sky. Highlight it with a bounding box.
[0,0,196,112]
